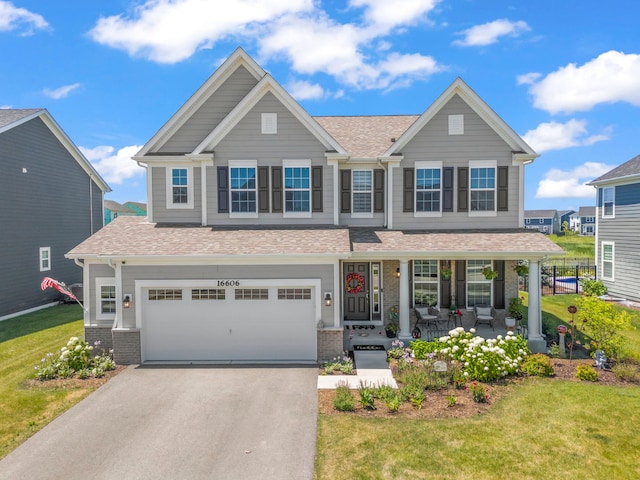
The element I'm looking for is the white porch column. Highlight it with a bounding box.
[527,259,546,353]
[399,260,411,337]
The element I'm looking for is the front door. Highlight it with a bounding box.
[344,262,370,320]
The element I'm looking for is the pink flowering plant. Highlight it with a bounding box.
[410,327,529,382]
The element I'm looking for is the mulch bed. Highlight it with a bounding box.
[318,358,634,419]
[23,365,127,390]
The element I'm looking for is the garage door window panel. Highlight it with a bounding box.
[235,289,268,300]
[192,289,225,300]
[278,288,311,300]
[148,289,183,300]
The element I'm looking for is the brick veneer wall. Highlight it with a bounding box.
[112,329,141,364]
[317,328,343,362]
[84,326,113,354]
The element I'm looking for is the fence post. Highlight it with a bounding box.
[552,265,557,295]
[575,265,579,294]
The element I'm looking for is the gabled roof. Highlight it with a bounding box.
[579,206,595,216]
[384,77,537,160]
[192,73,345,154]
[589,154,640,185]
[104,199,134,213]
[0,109,110,193]
[524,209,557,219]
[558,209,575,216]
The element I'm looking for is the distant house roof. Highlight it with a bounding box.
[0,109,110,193]
[104,199,134,213]
[579,206,595,216]
[589,154,640,185]
[524,209,557,219]
[558,209,575,216]
[124,201,147,211]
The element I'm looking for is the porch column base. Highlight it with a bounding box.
[527,336,547,354]
[398,335,413,347]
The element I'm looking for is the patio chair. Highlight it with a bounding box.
[473,304,496,330]
[415,306,443,329]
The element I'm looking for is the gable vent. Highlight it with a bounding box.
[448,114,464,135]
[261,113,277,134]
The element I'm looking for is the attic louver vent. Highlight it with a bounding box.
[261,113,277,134]
[448,114,464,135]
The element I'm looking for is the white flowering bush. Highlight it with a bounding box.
[35,338,116,381]
[410,327,529,382]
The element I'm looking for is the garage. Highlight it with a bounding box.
[139,280,319,362]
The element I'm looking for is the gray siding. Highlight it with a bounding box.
[0,117,104,317]
[598,183,640,302]
[207,92,334,225]
[393,95,520,230]
[159,65,260,153]
[150,165,203,223]
[120,263,336,329]
[87,263,115,325]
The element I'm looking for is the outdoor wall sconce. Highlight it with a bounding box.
[395,268,401,279]
[123,294,132,309]
[324,292,332,306]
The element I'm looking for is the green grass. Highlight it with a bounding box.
[0,304,88,459]
[315,380,640,480]
[548,234,595,260]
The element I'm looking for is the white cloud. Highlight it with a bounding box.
[453,19,530,47]
[42,83,81,100]
[0,1,48,35]
[525,50,640,114]
[516,72,541,85]
[0,104,12,109]
[536,162,614,199]
[89,0,445,92]
[286,80,326,100]
[523,119,610,153]
[80,145,144,185]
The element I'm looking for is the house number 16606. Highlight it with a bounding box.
[217,280,240,287]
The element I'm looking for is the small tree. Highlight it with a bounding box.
[576,296,631,360]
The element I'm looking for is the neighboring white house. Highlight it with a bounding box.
[66,47,562,364]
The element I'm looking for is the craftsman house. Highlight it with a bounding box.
[0,109,109,320]
[524,209,560,234]
[589,154,640,303]
[66,48,561,364]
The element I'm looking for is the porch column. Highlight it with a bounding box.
[527,259,546,353]
[399,259,411,338]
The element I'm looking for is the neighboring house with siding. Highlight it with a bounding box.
[0,109,110,320]
[104,199,136,225]
[558,209,575,232]
[123,201,147,216]
[66,47,562,364]
[579,206,596,235]
[524,209,560,234]
[589,154,640,303]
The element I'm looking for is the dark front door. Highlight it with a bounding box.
[344,262,370,320]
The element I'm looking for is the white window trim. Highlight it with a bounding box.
[95,277,116,321]
[39,246,51,272]
[414,161,443,218]
[469,160,497,217]
[448,114,464,135]
[283,159,312,218]
[466,260,493,308]
[261,113,277,134]
[413,260,439,307]
[229,160,259,219]
[351,169,373,218]
[601,241,614,281]
[165,166,194,209]
[602,187,615,219]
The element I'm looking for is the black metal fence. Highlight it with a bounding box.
[520,264,597,296]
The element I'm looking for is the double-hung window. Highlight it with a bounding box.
[413,260,439,307]
[39,247,51,272]
[283,160,311,216]
[467,260,492,307]
[469,161,496,214]
[602,187,615,218]
[96,278,116,320]
[601,242,614,280]
[166,167,193,209]
[229,161,257,216]
[352,170,373,216]
[415,161,442,216]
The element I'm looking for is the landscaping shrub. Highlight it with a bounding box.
[612,363,640,384]
[467,382,489,403]
[521,353,555,377]
[579,277,607,297]
[400,384,426,409]
[322,353,354,375]
[358,382,376,410]
[409,339,440,359]
[575,364,598,382]
[333,383,355,412]
[576,296,632,360]
[374,384,396,403]
[384,393,401,413]
[34,337,115,381]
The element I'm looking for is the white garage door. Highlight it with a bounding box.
[141,285,317,362]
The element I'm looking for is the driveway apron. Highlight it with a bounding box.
[0,365,318,480]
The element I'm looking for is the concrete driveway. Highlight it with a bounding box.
[0,365,318,480]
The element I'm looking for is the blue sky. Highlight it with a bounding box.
[2,0,639,212]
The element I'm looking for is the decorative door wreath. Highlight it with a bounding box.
[345,272,365,294]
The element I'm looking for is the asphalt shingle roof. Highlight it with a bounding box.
[0,109,43,130]
[579,206,595,216]
[590,154,640,183]
[524,209,557,219]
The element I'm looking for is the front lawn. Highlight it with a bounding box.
[0,304,91,459]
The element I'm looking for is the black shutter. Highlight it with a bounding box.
[340,169,351,213]
[455,260,466,308]
[497,166,508,211]
[440,260,452,308]
[312,166,323,212]
[272,166,282,213]
[403,168,414,212]
[217,166,229,213]
[457,167,468,212]
[258,166,269,213]
[442,167,454,212]
[373,169,385,213]
[493,260,506,309]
